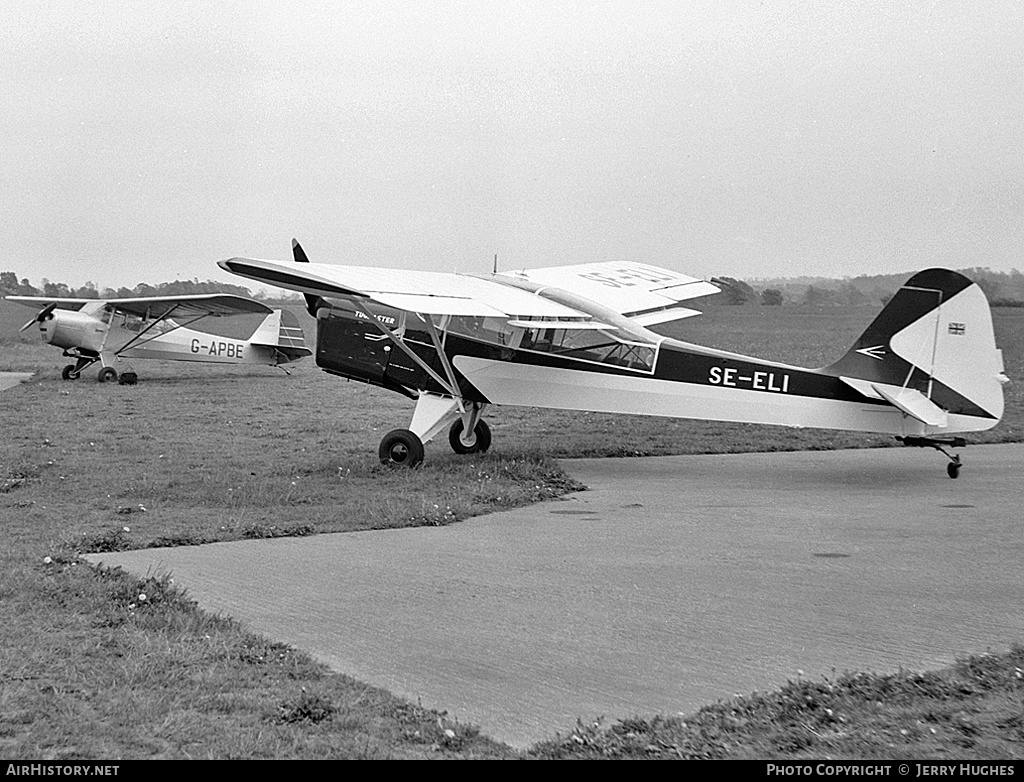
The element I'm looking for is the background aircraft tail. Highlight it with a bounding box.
[824,268,1006,430]
[248,309,312,363]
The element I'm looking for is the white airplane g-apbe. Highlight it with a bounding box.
[6,293,311,384]
[219,240,1008,478]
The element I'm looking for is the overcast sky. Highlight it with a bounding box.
[2,1,1022,291]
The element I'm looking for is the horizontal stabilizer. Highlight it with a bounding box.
[872,385,948,427]
[839,376,949,426]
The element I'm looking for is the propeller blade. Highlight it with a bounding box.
[292,238,326,318]
[19,302,57,332]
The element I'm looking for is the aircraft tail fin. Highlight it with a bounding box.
[248,309,312,362]
[824,269,1007,430]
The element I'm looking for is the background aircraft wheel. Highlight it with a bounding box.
[61,365,79,381]
[97,367,118,383]
[448,419,491,455]
[947,461,961,479]
[118,372,138,386]
[378,429,424,468]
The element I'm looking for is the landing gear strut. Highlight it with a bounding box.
[61,354,98,380]
[897,436,967,479]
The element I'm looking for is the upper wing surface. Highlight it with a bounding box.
[106,294,273,319]
[219,258,587,318]
[498,261,719,322]
[6,294,271,318]
[5,295,90,312]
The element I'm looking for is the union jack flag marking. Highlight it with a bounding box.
[948,322,966,336]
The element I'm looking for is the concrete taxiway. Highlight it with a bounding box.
[0,372,32,392]
[87,444,1024,749]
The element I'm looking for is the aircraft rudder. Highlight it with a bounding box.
[825,268,1006,426]
[247,307,311,362]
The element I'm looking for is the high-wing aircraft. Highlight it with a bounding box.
[219,241,1008,478]
[6,293,311,384]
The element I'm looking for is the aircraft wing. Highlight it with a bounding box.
[498,261,720,325]
[105,294,273,319]
[5,295,91,312]
[219,258,589,319]
[6,294,272,319]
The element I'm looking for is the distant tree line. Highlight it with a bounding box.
[704,267,1024,308]
[6,266,1022,309]
[0,271,258,300]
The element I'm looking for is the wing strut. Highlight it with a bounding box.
[422,315,465,412]
[352,301,463,405]
[113,306,213,356]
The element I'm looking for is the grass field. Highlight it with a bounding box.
[1,296,1022,759]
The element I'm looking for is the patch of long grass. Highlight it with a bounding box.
[527,645,1024,759]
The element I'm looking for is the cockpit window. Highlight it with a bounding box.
[448,315,657,372]
[519,326,656,371]
[447,316,517,346]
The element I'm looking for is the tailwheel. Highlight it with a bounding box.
[379,429,425,468]
[946,458,961,480]
[448,419,491,455]
[61,365,80,381]
[97,367,118,383]
[897,436,966,479]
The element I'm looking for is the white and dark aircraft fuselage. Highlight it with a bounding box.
[220,245,1006,477]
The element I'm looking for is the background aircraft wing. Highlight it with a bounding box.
[6,293,272,319]
[103,294,273,319]
[498,261,720,325]
[219,258,589,319]
[5,295,92,312]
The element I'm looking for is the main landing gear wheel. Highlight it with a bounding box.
[448,419,491,455]
[97,367,118,383]
[379,429,424,468]
[61,365,80,381]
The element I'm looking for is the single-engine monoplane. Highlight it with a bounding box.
[219,241,1008,477]
[6,293,311,384]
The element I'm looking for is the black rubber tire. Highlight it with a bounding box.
[97,367,118,383]
[947,462,961,479]
[448,419,492,455]
[61,365,79,381]
[378,429,425,467]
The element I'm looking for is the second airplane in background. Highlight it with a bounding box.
[7,293,311,384]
